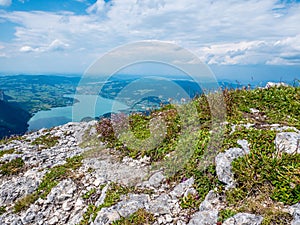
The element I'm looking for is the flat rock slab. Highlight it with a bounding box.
[275,132,300,154]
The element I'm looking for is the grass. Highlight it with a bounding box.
[225,127,300,206]
[13,192,39,213]
[3,85,298,223]
[0,206,6,215]
[78,182,132,225]
[222,126,299,223]
[112,209,155,225]
[82,188,96,200]
[31,133,60,150]
[180,193,201,210]
[218,209,236,223]
[14,155,83,212]
[0,158,25,176]
[93,85,300,223]
[227,86,300,127]
[261,211,293,225]
[0,135,24,145]
[0,148,15,158]
[96,106,182,161]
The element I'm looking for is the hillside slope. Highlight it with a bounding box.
[0,84,299,225]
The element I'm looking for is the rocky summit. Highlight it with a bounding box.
[0,85,300,225]
[0,121,298,225]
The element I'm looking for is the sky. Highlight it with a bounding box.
[0,0,300,82]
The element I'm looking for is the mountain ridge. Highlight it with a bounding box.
[0,83,299,225]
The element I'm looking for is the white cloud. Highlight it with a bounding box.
[1,0,300,72]
[0,0,11,7]
[19,45,37,53]
[48,39,69,51]
[19,39,69,53]
[198,41,269,65]
[197,35,300,66]
[86,0,105,14]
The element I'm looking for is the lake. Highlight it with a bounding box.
[27,95,129,131]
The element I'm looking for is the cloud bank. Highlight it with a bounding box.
[0,0,300,73]
[0,0,11,7]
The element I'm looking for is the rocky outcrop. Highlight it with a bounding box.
[0,121,196,225]
[0,121,299,224]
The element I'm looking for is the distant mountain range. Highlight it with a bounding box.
[1,74,295,139]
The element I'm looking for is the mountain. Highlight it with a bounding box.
[0,83,299,224]
[0,99,31,139]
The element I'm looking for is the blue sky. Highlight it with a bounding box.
[0,0,300,81]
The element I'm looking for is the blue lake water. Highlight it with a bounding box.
[28,95,129,131]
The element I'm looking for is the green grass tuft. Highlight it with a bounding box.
[14,155,83,212]
[0,148,15,158]
[0,206,6,215]
[82,188,96,200]
[78,183,132,225]
[226,127,300,206]
[0,158,25,176]
[112,209,155,225]
[31,133,60,150]
[218,209,236,223]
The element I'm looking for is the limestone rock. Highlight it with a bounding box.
[215,145,250,189]
[170,177,194,198]
[93,194,149,224]
[92,209,120,225]
[117,194,149,218]
[275,132,300,154]
[222,213,263,225]
[148,193,172,215]
[199,190,222,212]
[147,171,166,188]
[290,203,300,225]
[188,210,218,225]
[0,118,295,225]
